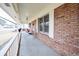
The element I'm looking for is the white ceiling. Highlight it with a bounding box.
[18,3,62,23]
[18,3,50,16]
[18,3,51,23]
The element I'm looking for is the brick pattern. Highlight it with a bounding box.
[36,32,79,55]
[54,3,79,55]
[33,3,79,55]
[54,3,79,45]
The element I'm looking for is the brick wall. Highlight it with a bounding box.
[36,32,79,55]
[54,3,79,55]
[34,3,79,56]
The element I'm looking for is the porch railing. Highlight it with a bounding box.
[0,32,21,56]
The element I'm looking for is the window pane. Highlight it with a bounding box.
[38,17,44,31]
[44,14,49,33]
[38,14,49,33]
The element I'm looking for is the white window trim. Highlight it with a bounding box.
[39,31,49,36]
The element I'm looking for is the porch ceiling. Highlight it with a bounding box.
[18,3,63,24]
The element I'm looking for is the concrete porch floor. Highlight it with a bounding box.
[19,31,59,56]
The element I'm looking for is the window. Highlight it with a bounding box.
[38,14,49,33]
[29,23,31,27]
[39,17,43,31]
[44,14,49,32]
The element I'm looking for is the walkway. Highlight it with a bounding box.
[19,31,59,56]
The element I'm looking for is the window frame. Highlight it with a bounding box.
[38,14,49,34]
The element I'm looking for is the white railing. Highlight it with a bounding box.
[0,32,21,56]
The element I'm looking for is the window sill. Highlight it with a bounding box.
[39,31,49,36]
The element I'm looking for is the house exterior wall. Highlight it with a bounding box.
[30,3,79,55]
[30,4,63,55]
[54,3,79,55]
[33,9,55,39]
